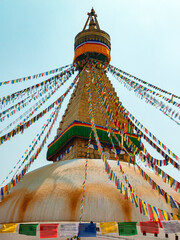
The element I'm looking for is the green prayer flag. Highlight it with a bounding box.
[118,222,137,236]
[19,224,38,236]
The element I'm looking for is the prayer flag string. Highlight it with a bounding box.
[93,66,178,210]
[96,63,180,190]
[136,163,179,209]
[109,65,180,100]
[0,73,79,189]
[0,67,74,107]
[0,77,60,122]
[79,132,91,222]
[0,69,74,135]
[0,64,72,86]
[85,62,179,221]
[96,63,180,168]
[138,152,180,192]
[1,221,180,236]
[108,67,180,125]
[0,73,78,146]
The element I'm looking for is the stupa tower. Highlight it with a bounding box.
[0,8,178,227]
[47,8,130,163]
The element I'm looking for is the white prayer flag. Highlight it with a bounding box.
[60,223,79,238]
[162,221,180,234]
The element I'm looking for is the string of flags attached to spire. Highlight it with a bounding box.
[97,64,180,167]
[0,71,75,145]
[79,132,92,222]
[94,62,180,192]
[85,64,179,222]
[0,64,72,86]
[109,65,180,100]
[0,73,80,194]
[0,66,74,107]
[108,66,180,125]
[0,68,75,135]
[91,65,179,209]
[138,151,180,191]
[105,74,180,168]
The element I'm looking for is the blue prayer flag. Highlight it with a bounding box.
[78,223,96,237]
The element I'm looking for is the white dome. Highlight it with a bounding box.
[0,159,179,223]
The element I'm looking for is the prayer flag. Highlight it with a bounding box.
[78,223,96,237]
[59,223,78,238]
[0,223,17,233]
[118,222,137,236]
[147,203,154,220]
[162,220,180,234]
[100,222,118,235]
[140,221,159,234]
[40,224,58,238]
[19,224,38,236]
[157,208,164,221]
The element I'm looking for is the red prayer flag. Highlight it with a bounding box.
[140,221,159,234]
[147,204,154,220]
[158,218,163,228]
[40,224,58,238]
[139,198,142,214]
[157,208,164,221]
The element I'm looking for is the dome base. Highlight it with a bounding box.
[0,159,178,223]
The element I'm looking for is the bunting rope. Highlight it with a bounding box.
[0,64,72,86]
[94,72,140,158]
[1,221,180,237]
[99,64,180,167]
[0,66,74,107]
[108,67,180,125]
[1,106,60,197]
[0,68,74,135]
[93,70,136,163]
[101,66,179,166]
[136,163,179,208]
[0,73,78,146]
[0,72,80,195]
[0,96,30,119]
[140,142,169,167]
[109,65,180,100]
[138,151,180,191]
[86,65,179,221]
[112,73,180,125]
[133,123,180,167]
[97,64,180,190]
[79,132,91,222]
[109,65,180,108]
[0,81,55,122]
[92,66,179,210]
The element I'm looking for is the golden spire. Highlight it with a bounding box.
[83,7,100,31]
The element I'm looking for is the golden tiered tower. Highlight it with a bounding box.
[47,8,130,163]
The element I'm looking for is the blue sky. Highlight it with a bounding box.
[0,0,180,185]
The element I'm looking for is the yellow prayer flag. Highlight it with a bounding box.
[166,194,170,204]
[172,214,179,220]
[100,222,118,235]
[0,223,17,233]
[128,189,132,203]
[141,201,148,216]
[151,208,158,221]
[122,184,125,196]
[162,210,168,221]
